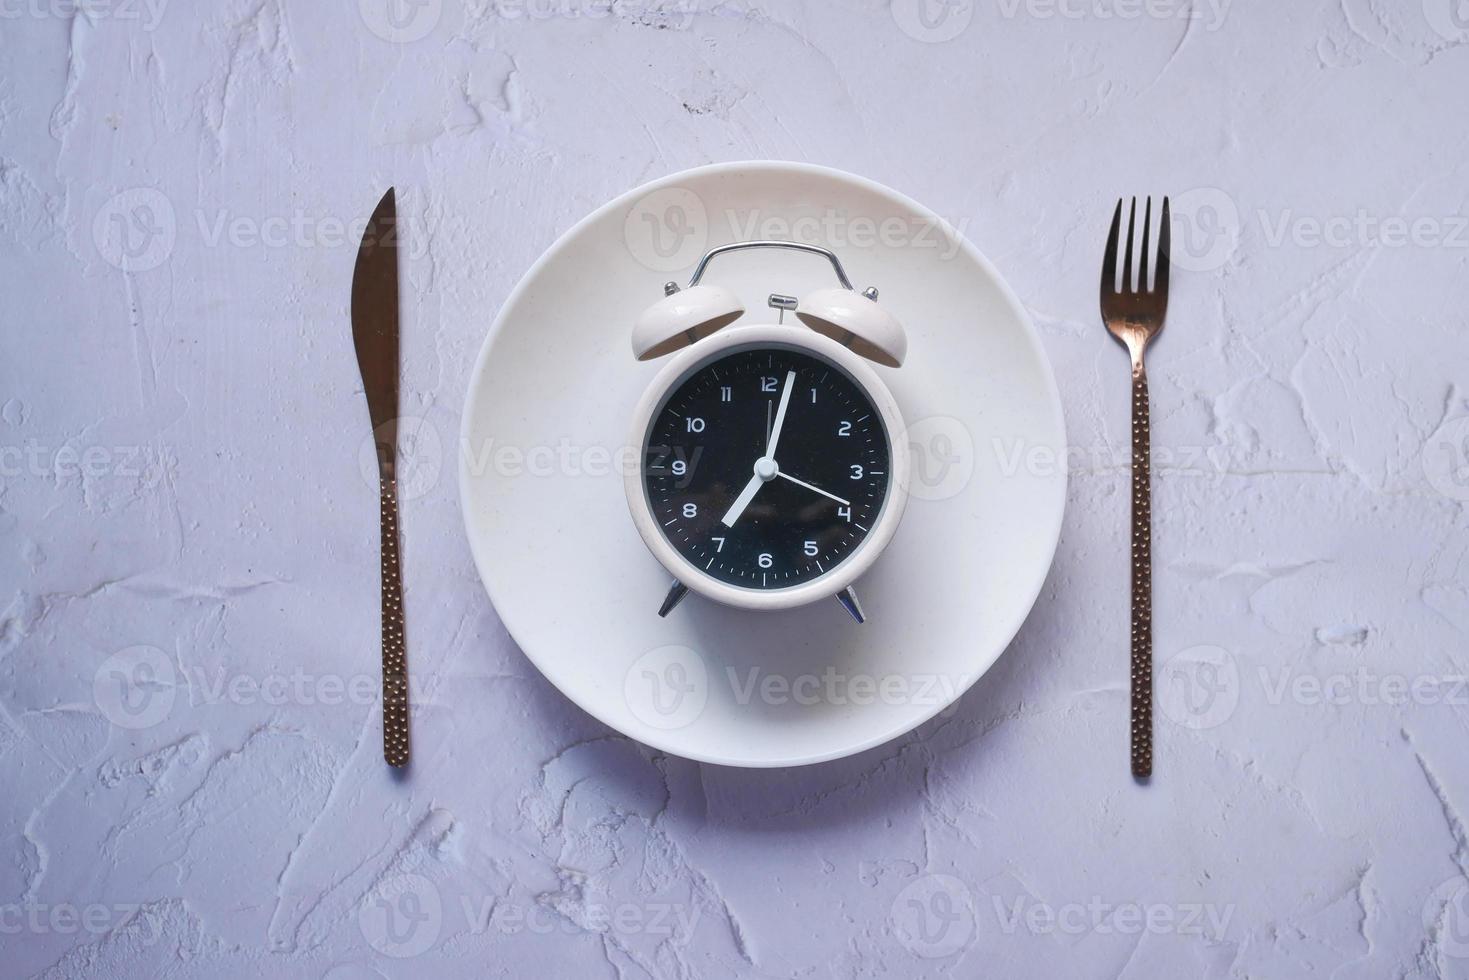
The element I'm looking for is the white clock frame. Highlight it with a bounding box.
[624,322,911,612]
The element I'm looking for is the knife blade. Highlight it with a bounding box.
[351,188,410,768]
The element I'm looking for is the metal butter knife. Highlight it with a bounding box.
[351,188,410,768]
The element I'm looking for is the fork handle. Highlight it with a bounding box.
[379,472,411,767]
[1130,368,1153,778]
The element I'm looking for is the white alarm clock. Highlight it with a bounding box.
[623,241,911,623]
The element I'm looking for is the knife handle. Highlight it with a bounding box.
[379,471,410,767]
[1130,369,1153,779]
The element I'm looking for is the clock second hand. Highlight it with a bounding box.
[776,471,850,507]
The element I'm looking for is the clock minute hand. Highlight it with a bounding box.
[726,372,797,528]
[767,370,797,456]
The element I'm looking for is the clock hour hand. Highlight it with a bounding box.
[721,456,780,527]
[721,471,765,527]
[776,471,850,507]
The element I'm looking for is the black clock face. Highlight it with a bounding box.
[641,345,892,590]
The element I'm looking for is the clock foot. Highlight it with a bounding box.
[658,580,690,618]
[836,586,865,624]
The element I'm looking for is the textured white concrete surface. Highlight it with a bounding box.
[3,0,1469,976]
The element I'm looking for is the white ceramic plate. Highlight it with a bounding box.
[460,162,1066,767]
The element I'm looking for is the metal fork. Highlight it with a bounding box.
[1101,196,1170,780]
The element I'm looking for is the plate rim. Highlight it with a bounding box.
[459,159,1069,768]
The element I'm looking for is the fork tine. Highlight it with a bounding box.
[1122,198,1136,292]
[1101,199,1122,297]
[1139,197,1153,293]
[1155,196,1171,299]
